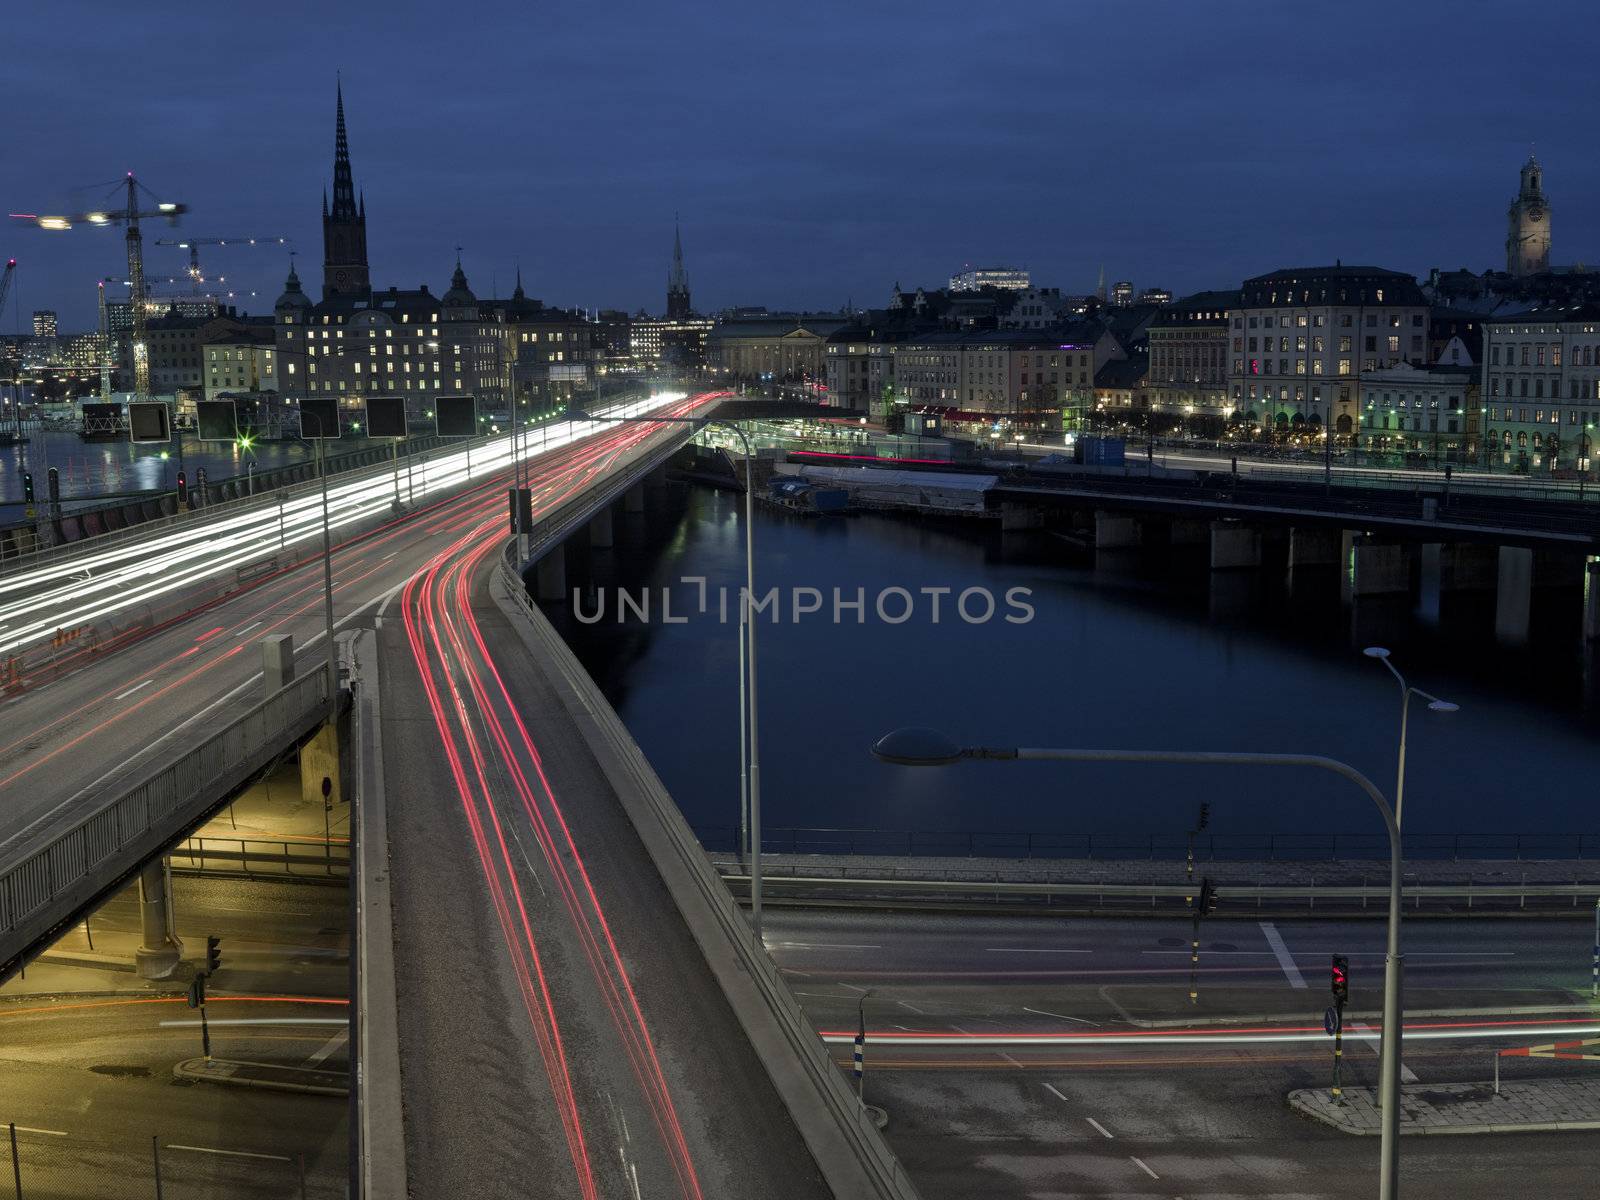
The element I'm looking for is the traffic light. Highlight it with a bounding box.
[1331,954,1350,1003]
[175,471,187,505]
[46,467,59,504]
[1195,877,1219,917]
[1196,803,1210,832]
[205,935,222,976]
[187,975,205,1009]
[21,471,33,503]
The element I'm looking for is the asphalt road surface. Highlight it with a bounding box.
[764,908,1600,1199]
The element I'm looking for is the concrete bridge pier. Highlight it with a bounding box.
[1094,511,1141,550]
[624,483,645,514]
[134,858,183,980]
[261,634,294,693]
[589,506,615,549]
[1287,527,1339,593]
[1350,538,1410,597]
[536,548,567,603]
[1209,521,1261,570]
[1001,503,1044,532]
[1584,559,1600,644]
[1495,546,1534,646]
[1417,544,1443,624]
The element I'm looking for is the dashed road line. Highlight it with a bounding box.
[115,680,152,700]
[166,1145,291,1162]
[1023,1006,1100,1026]
[1086,1117,1114,1139]
[1130,1155,1160,1180]
[1042,1082,1069,1103]
[1349,1021,1420,1081]
[1260,921,1308,989]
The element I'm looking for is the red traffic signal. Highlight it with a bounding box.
[1331,954,1350,1003]
[176,471,188,505]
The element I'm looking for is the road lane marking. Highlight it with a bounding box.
[115,680,152,700]
[1130,1156,1159,1180]
[166,1145,291,1162]
[1042,1082,1069,1103]
[1086,1117,1114,1139]
[984,947,1091,954]
[304,1028,349,1066]
[233,621,263,637]
[896,1000,925,1015]
[1260,922,1307,989]
[997,1052,1022,1068]
[1349,1022,1420,1081]
[775,942,881,950]
[818,1021,1600,1047]
[1024,1006,1100,1026]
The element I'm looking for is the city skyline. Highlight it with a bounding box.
[6,1,1600,327]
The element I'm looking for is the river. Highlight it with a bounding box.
[548,483,1598,860]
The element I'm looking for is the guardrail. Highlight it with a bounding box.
[0,668,333,978]
[497,542,921,1200]
[715,870,1600,913]
[169,835,350,879]
[693,825,1600,862]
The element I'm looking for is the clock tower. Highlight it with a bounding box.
[1505,155,1551,278]
[322,82,371,302]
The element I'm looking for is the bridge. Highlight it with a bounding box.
[0,389,917,1199]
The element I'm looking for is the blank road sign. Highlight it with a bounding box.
[436,394,477,438]
[299,395,341,439]
[128,401,172,444]
[195,399,239,442]
[365,395,407,439]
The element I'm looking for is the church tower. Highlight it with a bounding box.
[666,218,692,319]
[1505,156,1551,278]
[322,82,372,302]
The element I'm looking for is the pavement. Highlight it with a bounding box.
[1291,1078,1600,1135]
[756,907,1600,1199]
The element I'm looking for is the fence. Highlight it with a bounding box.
[693,825,1600,862]
[169,836,350,880]
[0,669,333,976]
[2,1122,342,1199]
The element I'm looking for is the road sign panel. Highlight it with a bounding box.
[1323,1005,1341,1036]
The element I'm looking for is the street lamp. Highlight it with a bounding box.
[871,688,1453,1200]
[295,408,339,723]
[583,403,766,939]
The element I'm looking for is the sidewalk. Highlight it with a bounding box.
[175,1055,348,1097]
[1290,1078,1600,1135]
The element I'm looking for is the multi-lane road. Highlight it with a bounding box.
[765,908,1600,1199]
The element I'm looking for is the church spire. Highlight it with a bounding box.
[322,78,371,301]
[666,214,692,319]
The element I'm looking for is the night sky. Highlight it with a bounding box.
[7,1,1596,329]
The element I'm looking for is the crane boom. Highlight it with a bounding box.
[154,235,289,293]
[0,258,14,319]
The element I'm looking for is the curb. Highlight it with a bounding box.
[1288,1087,1600,1136]
[174,1056,348,1097]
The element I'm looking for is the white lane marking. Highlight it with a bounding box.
[304,1028,349,1066]
[1131,1156,1160,1180]
[166,1145,291,1163]
[114,680,152,700]
[11,1127,68,1137]
[984,947,1091,954]
[997,1052,1022,1068]
[1349,1022,1420,1082]
[1086,1117,1114,1139]
[233,621,263,637]
[1139,949,1515,957]
[775,942,881,951]
[1023,1006,1100,1027]
[1042,1082,1069,1103]
[951,1024,972,1035]
[1260,922,1308,989]
[896,1000,925,1015]
[839,983,870,995]
[159,1018,347,1028]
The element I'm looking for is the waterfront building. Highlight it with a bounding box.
[203,322,278,400]
[1357,361,1477,462]
[1228,264,1430,442]
[31,311,56,338]
[1146,290,1239,427]
[1093,352,1150,420]
[1480,302,1600,471]
[709,314,847,389]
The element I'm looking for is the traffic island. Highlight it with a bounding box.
[174,1055,349,1096]
[1290,1078,1600,1135]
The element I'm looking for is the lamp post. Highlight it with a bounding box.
[296,408,338,721]
[579,403,767,940]
[871,674,1455,1200]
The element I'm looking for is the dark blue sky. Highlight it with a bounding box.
[7,1,1596,329]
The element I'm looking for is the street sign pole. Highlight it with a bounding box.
[200,998,211,1061]
[1592,897,1597,998]
[1329,1001,1345,1102]
[1188,909,1200,1005]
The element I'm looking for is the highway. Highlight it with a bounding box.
[763,909,1600,1199]
[379,393,832,1198]
[0,393,695,866]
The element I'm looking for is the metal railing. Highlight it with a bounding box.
[169,835,350,879]
[692,825,1600,862]
[0,668,333,975]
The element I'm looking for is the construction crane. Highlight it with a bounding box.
[0,258,14,326]
[154,235,289,294]
[11,172,187,399]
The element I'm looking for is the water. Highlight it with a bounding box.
[550,485,1599,856]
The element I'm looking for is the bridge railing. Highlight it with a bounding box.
[694,825,1600,862]
[0,668,333,978]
